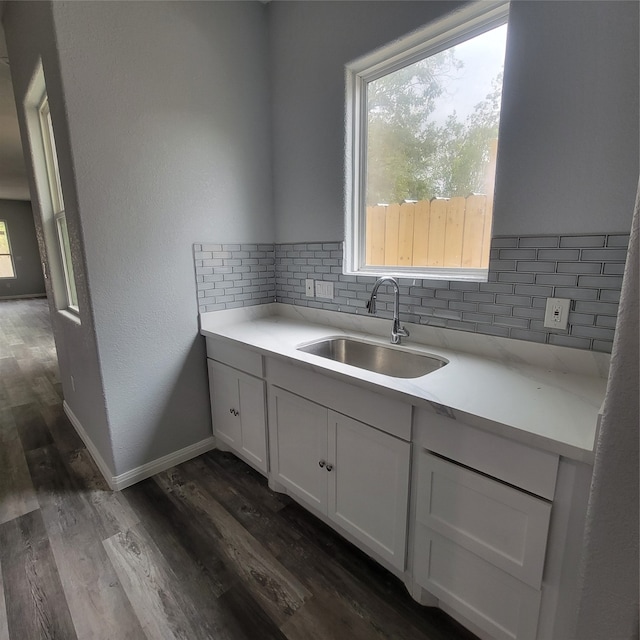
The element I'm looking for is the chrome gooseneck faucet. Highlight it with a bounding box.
[367,276,409,345]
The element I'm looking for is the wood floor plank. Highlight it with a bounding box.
[0,428,39,525]
[26,445,146,640]
[155,467,311,626]
[277,502,478,640]
[65,448,140,538]
[0,510,78,640]
[30,375,61,407]
[280,592,387,640]
[0,555,9,640]
[202,449,291,514]
[12,403,53,452]
[182,456,302,559]
[123,479,291,640]
[39,404,84,455]
[123,478,234,599]
[0,358,32,407]
[103,524,202,640]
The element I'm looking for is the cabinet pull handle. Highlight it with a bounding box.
[326,463,333,472]
[229,408,239,417]
[318,460,325,468]
[229,408,234,414]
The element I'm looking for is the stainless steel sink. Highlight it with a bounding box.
[297,337,447,379]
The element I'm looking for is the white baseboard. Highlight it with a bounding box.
[62,401,216,491]
[110,436,216,491]
[63,401,117,489]
[0,293,47,300]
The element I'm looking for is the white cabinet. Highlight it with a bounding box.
[413,452,551,640]
[411,409,558,640]
[207,359,268,473]
[269,386,410,571]
[268,386,327,510]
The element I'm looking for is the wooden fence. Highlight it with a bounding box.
[365,194,492,269]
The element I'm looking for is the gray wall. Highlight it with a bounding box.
[4,0,272,477]
[3,0,115,472]
[270,1,638,242]
[49,0,272,475]
[0,199,45,297]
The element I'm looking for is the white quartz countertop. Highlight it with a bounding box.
[200,304,609,464]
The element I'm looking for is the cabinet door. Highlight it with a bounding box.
[327,411,410,571]
[268,387,328,512]
[209,359,241,447]
[237,372,268,472]
[209,360,268,473]
[416,452,551,588]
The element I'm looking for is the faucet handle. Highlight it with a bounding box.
[366,298,376,314]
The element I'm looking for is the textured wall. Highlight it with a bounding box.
[48,0,272,475]
[3,1,115,472]
[270,1,638,242]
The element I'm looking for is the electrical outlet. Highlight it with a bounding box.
[305,279,314,297]
[544,297,571,330]
[315,281,334,299]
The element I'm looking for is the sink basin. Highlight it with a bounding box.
[297,337,447,379]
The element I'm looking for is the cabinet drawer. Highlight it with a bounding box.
[414,527,542,640]
[206,336,263,377]
[413,408,558,500]
[416,452,551,588]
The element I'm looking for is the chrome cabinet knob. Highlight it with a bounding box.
[326,463,333,472]
[318,460,326,468]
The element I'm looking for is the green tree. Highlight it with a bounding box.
[366,52,461,204]
[365,50,502,205]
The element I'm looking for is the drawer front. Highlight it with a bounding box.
[416,452,551,588]
[266,358,412,441]
[206,336,263,377]
[414,526,542,640]
[413,408,559,500]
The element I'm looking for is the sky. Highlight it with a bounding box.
[429,23,509,125]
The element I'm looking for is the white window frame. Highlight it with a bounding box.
[344,0,509,281]
[37,94,79,313]
[0,220,16,279]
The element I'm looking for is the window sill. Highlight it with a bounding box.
[343,266,489,283]
[58,307,81,326]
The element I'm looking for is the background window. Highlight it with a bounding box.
[38,96,78,310]
[0,221,16,278]
[345,2,509,280]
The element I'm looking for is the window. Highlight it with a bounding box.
[0,221,16,278]
[345,1,509,280]
[38,95,78,311]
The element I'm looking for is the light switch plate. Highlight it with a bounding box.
[544,298,571,330]
[315,281,334,299]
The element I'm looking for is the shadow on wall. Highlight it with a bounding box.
[108,333,213,485]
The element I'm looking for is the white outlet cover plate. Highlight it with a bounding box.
[305,279,314,297]
[544,297,571,330]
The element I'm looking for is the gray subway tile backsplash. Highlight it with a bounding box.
[193,232,630,353]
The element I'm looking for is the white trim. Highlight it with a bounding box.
[63,400,117,489]
[63,401,216,491]
[0,293,47,300]
[344,0,509,280]
[110,437,216,491]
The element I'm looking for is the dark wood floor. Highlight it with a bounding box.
[0,298,479,640]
